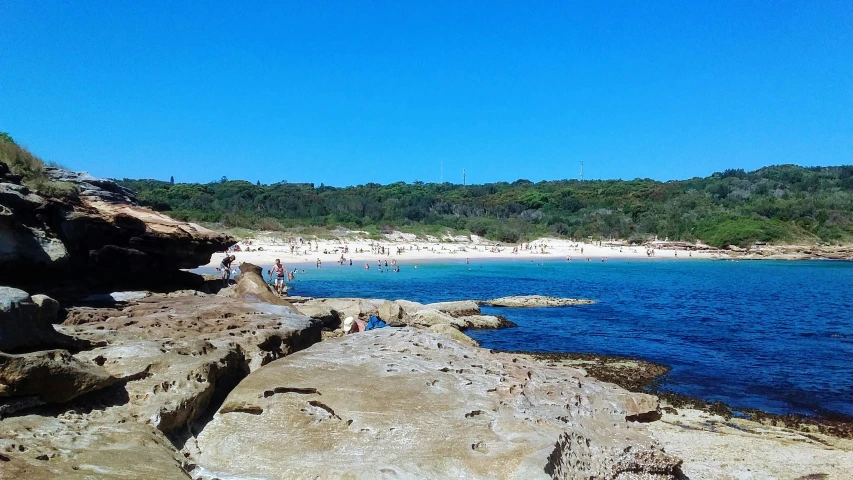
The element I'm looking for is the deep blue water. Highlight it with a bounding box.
[202,259,853,417]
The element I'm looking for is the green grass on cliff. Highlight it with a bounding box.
[0,132,77,198]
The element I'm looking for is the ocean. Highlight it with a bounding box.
[203,259,853,418]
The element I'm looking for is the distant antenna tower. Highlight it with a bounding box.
[440,159,444,183]
[463,168,466,185]
[580,161,584,182]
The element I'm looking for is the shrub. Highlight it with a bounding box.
[0,135,78,199]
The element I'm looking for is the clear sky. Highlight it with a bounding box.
[2,1,851,186]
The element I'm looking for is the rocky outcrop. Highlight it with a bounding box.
[481,295,595,307]
[0,416,192,479]
[427,323,479,347]
[296,297,516,332]
[230,263,289,306]
[193,328,682,479]
[455,314,516,329]
[0,349,117,416]
[0,287,90,353]
[425,300,481,317]
[0,163,233,293]
[0,291,323,478]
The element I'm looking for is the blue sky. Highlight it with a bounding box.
[2,1,851,186]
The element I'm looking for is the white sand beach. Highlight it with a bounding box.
[204,232,721,269]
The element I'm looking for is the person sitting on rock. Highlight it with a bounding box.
[219,255,236,286]
[342,316,366,334]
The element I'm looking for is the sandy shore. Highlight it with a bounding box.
[204,234,722,269]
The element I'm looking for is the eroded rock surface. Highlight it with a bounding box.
[0,287,90,353]
[0,350,117,414]
[194,328,681,479]
[481,295,595,308]
[0,293,322,478]
[295,297,516,332]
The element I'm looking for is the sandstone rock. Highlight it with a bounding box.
[394,299,427,315]
[0,415,191,479]
[29,294,59,324]
[426,300,481,317]
[238,262,263,277]
[0,349,116,409]
[233,264,289,306]
[194,328,682,479]
[620,392,661,422]
[378,299,403,322]
[405,308,463,327]
[80,291,150,304]
[293,302,340,328]
[61,306,124,325]
[0,287,89,353]
[427,323,479,347]
[455,314,516,329]
[296,298,385,322]
[0,163,234,293]
[0,291,325,477]
[481,295,595,308]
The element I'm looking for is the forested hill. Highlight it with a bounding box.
[118,165,853,247]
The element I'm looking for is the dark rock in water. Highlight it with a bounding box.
[0,163,234,293]
[0,287,91,353]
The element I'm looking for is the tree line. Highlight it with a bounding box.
[118,164,853,247]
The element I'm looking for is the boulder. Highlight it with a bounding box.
[378,300,403,322]
[233,263,289,306]
[480,295,595,307]
[404,308,463,328]
[194,328,682,479]
[295,298,384,322]
[29,294,60,324]
[455,314,516,329]
[0,287,89,353]
[293,303,340,328]
[0,349,117,408]
[427,323,479,347]
[238,262,263,277]
[426,300,481,317]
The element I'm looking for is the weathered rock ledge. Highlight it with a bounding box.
[193,328,679,479]
[0,162,234,294]
[293,297,517,332]
[0,283,322,478]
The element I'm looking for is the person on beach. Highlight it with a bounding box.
[269,259,286,295]
[316,258,322,269]
[342,316,366,334]
[219,255,236,286]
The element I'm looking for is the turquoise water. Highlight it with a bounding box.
[202,259,853,417]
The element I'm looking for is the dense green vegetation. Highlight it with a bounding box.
[118,165,853,247]
[0,133,77,198]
